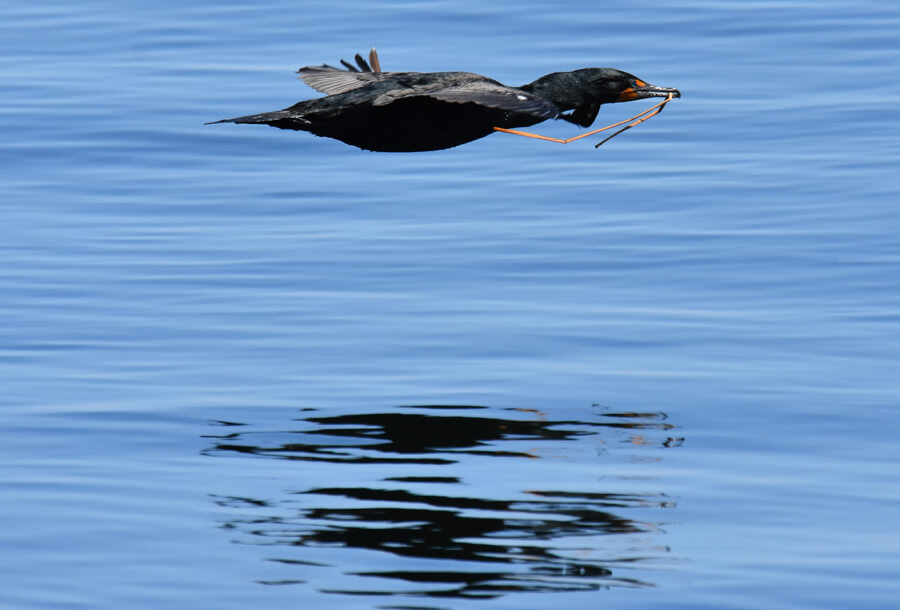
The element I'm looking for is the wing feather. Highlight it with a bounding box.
[298,48,386,94]
[298,66,386,94]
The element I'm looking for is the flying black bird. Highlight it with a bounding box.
[209,49,680,152]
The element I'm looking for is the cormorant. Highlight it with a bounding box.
[209,49,680,152]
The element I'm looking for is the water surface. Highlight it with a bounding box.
[2,1,900,608]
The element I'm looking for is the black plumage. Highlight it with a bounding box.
[209,50,680,152]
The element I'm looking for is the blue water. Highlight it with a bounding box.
[3,1,900,608]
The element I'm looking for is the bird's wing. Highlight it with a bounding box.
[299,56,558,121]
[298,66,387,94]
[376,79,559,120]
[297,48,386,95]
[427,87,559,119]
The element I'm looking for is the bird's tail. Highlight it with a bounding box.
[205,109,298,126]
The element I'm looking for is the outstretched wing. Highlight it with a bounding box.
[298,48,387,95]
[298,50,559,121]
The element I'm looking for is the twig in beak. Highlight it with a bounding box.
[493,92,676,147]
[594,92,674,148]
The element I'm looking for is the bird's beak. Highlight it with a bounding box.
[617,80,681,103]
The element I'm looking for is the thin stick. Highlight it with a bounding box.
[493,103,660,143]
[493,93,675,146]
[594,94,670,148]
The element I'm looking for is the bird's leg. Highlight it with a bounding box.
[494,93,674,146]
[559,102,601,128]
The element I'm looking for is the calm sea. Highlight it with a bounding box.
[2,1,899,608]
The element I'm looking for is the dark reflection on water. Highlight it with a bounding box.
[205,405,683,601]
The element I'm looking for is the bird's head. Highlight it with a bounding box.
[573,68,681,104]
[523,68,680,126]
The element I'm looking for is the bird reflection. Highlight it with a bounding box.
[206,405,683,599]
